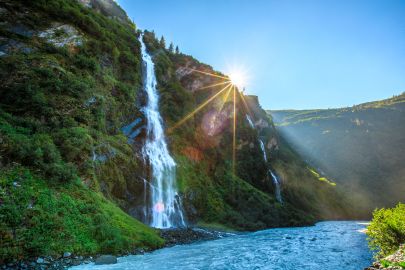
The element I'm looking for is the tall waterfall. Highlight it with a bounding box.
[139,34,186,228]
[270,171,283,203]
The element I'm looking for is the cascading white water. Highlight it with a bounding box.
[259,139,267,162]
[258,133,282,203]
[139,34,186,228]
[270,171,283,203]
[246,114,254,128]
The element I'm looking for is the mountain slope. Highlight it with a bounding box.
[1,0,351,262]
[269,93,405,216]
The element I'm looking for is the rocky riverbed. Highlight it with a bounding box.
[365,245,405,270]
[0,227,229,270]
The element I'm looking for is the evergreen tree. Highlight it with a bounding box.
[159,36,166,48]
[168,42,174,53]
[175,45,179,54]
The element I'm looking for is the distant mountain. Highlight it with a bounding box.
[269,93,405,216]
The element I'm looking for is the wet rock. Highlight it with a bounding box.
[63,252,72,258]
[71,259,81,266]
[95,255,117,265]
[160,227,231,247]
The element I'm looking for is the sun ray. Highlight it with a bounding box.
[218,85,233,112]
[232,86,237,175]
[195,80,230,91]
[168,83,232,133]
[188,68,229,80]
[238,90,253,118]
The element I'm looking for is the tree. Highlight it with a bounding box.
[175,45,179,54]
[159,36,166,49]
[168,42,174,53]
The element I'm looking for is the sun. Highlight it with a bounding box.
[228,68,248,89]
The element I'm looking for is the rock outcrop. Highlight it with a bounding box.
[365,245,405,270]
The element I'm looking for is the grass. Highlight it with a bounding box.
[308,168,336,186]
[0,167,164,262]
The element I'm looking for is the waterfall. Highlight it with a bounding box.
[270,170,283,203]
[246,114,254,128]
[259,139,267,162]
[139,34,186,228]
[246,114,282,203]
[259,140,283,203]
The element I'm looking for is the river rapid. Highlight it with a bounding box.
[71,221,372,270]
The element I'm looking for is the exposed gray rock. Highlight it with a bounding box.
[94,255,117,265]
[0,38,33,56]
[7,24,34,37]
[85,96,97,106]
[38,23,83,48]
[77,0,128,22]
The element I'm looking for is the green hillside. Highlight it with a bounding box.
[269,93,405,217]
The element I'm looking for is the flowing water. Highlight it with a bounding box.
[270,170,283,203]
[259,139,267,162]
[139,34,186,228]
[71,221,372,270]
[246,114,255,128]
[249,116,282,202]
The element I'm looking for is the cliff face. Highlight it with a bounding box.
[0,0,351,261]
[269,93,405,216]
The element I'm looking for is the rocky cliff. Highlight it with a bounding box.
[0,0,351,262]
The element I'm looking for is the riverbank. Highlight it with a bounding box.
[365,245,405,270]
[0,227,231,270]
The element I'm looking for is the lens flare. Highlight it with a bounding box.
[168,83,232,133]
[169,67,252,176]
[153,202,165,213]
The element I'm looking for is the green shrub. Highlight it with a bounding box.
[367,203,405,257]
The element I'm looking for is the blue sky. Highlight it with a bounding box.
[118,0,405,110]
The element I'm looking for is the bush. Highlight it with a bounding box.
[367,203,405,257]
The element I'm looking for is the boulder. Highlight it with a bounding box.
[63,252,72,258]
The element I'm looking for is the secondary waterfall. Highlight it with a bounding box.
[259,139,267,162]
[270,170,283,203]
[246,114,255,128]
[258,133,282,203]
[139,34,186,228]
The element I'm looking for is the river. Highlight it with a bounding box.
[71,221,372,270]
